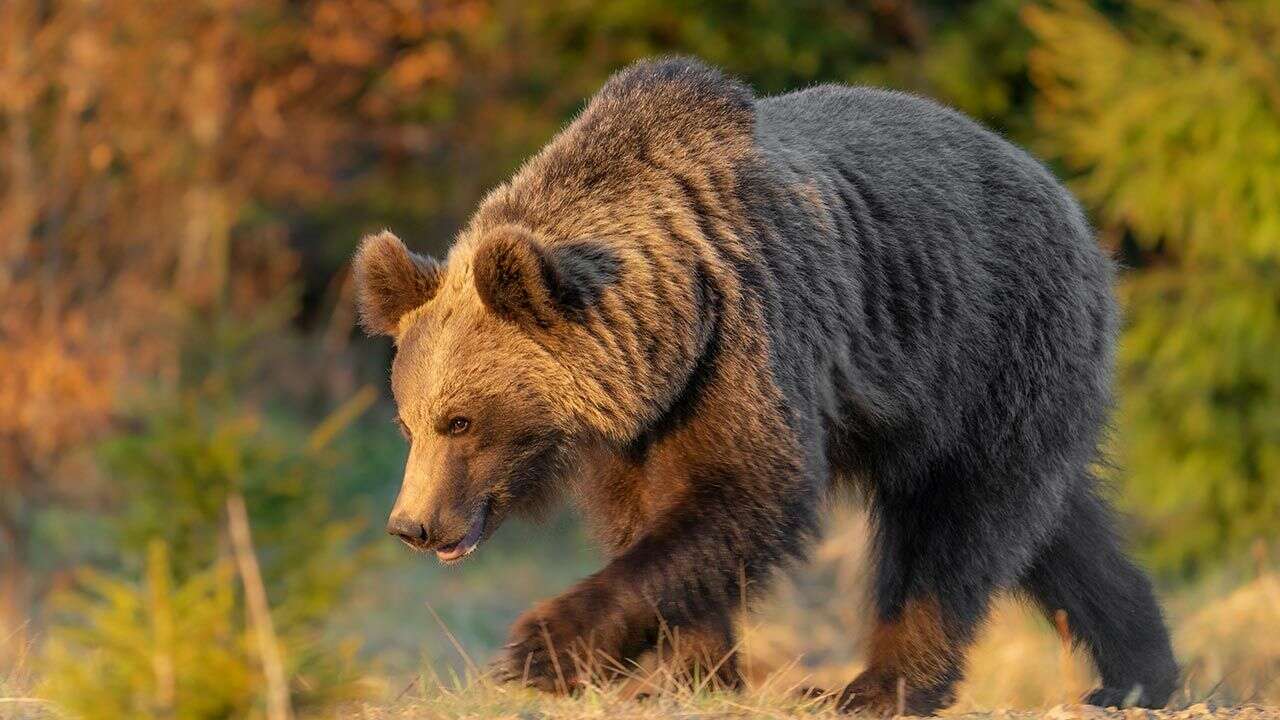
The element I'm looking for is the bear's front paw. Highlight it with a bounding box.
[493,588,625,693]
[836,674,900,717]
[837,672,954,717]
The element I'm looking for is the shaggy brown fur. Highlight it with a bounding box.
[358,58,805,693]
[354,57,1177,715]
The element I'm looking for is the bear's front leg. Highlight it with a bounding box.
[496,582,741,692]
[659,614,743,691]
[495,579,638,692]
[495,455,816,694]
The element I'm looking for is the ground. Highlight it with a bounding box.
[340,508,1279,720]
[350,694,1279,720]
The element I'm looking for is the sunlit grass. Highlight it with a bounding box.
[0,634,56,719]
[345,509,1280,719]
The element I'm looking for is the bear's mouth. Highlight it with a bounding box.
[434,499,490,564]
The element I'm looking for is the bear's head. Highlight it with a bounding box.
[352,226,618,563]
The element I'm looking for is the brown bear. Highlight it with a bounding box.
[353,57,1177,714]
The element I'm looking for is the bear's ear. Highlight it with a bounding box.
[472,225,619,327]
[351,230,442,336]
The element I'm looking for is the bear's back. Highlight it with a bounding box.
[753,84,1088,257]
[747,84,1117,473]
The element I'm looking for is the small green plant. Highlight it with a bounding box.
[40,541,255,719]
[38,305,381,718]
[39,392,380,717]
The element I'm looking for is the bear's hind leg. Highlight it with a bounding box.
[837,501,994,715]
[1019,487,1178,709]
[836,594,970,715]
[839,462,1063,716]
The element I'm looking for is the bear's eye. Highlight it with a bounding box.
[394,416,412,443]
[446,416,471,436]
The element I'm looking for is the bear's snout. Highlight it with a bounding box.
[386,499,491,564]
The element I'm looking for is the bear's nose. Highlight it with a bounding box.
[386,514,427,543]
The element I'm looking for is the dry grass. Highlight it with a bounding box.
[7,509,1273,719]
[0,636,56,720]
[347,509,1280,720]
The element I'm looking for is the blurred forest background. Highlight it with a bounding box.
[0,0,1277,717]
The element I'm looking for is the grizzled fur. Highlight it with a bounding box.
[353,57,1178,714]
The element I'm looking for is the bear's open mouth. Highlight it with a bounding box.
[434,499,490,564]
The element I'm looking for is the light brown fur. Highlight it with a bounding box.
[353,61,807,691]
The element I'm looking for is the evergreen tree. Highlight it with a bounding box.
[1027,0,1280,576]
